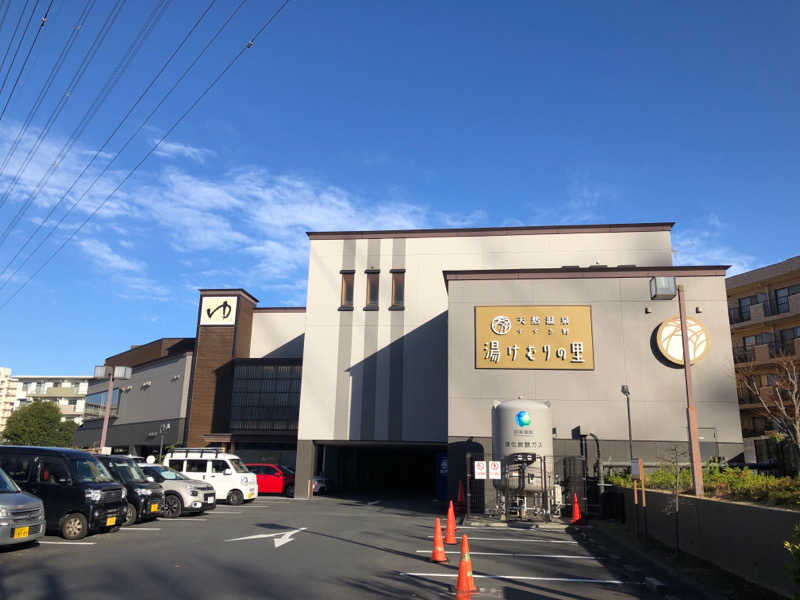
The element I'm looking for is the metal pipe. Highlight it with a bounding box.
[626,394,634,463]
[678,285,705,497]
[99,372,114,450]
[465,452,472,520]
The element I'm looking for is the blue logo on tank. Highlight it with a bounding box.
[515,411,532,427]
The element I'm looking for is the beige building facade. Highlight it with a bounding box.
[179,222,743,500]
[0,367,19,432]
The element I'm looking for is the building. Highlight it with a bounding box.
[73,338,195,456]
[0,367,20,432]
[12,375,91,424]
[726,256,800,465]
[180,222,743,500]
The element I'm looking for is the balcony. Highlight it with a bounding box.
[733,346,755,364]
[730,293,800,329]
[732,339,800,365]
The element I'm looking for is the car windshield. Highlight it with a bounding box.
[146,466,187,481]
[72,458,115,483]
[230,459,250,474]
[281,465,295,474]
[0,468,20,493]
[109,460,147,483]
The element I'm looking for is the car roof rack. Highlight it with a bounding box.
[168,447,226,458]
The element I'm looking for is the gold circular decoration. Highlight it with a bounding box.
[656,315,710,366]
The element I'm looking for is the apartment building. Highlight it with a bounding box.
[726,256,800,464]
[0,367,20,432]
[14,375,91,424]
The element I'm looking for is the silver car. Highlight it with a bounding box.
[0,466,44,547]
[140,464,216,518]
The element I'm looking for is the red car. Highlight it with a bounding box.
[246,463,294,497]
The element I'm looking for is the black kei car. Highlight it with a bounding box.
[0,446,127,540]
[97,455,164,526]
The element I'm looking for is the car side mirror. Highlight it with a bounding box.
[224,468,232,476]
[146,476,155,483]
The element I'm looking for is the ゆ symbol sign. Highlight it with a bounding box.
[491,315,512,335]
[206,300,232,320]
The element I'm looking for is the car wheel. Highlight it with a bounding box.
[227,489,244,506]
[123,502,137,526]
[284,484,294,498]
[61,513,88,540]
[163,493,183,518]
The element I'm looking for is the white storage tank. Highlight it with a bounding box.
[492,399,553,492]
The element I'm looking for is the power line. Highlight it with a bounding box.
[0,0,169,248]
[0,0,217,286]
[0,0,292,311]
[0,0,126,215]
[0,0,55,121]
[0,2,13,42]
[0,0,95,184]
[0,0,32,94]
[0,0,39,105]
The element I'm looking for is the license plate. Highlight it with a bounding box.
[150,503,159,513]
[247,491,253,499]
[207,496,215,503]
[12,526,29,539]
[106,517,116,527]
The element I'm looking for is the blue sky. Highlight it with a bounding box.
[0,1,797,374]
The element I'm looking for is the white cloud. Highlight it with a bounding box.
[152,140,215,163]
[78,239,143,272]
[672,215,756,275]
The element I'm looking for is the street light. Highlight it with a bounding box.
[93,365,131,452]
[620,385,633,463]
[158,423,171,461]
[649,277,704,497]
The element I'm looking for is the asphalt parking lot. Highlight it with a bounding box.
[0,495,704,599]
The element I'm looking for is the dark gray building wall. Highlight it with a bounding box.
[618,486,798,598]
[85,353,192,425]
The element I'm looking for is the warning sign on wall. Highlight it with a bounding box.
[488,461,501,479]
[473,461,487,480]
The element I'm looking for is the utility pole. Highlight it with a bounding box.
[94,365,131,452]
[677,285,704,497]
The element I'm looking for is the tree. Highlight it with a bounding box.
[738,354,800,475]
[1,401,77,447]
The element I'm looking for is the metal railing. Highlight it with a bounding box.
[732,347,755,363]
[729,307,749,324]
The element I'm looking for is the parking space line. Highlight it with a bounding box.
[161,518,207,522]
[120,527,161,531]
[425,536,577,543]
[39,541,96,545]
[210,511,241,514]
[413,550,599,558]
[400,573,624,584]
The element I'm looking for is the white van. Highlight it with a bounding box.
[163,448,257,505]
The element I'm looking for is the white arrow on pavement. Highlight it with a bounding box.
[225,527,307,547]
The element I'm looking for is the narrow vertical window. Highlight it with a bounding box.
[390,269,405,310]
[365,270,379,310]
[339,271,354,310]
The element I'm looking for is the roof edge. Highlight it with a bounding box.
[307,222,675,240]
[443,265,730,288]
[253,307,306,313]
[198,288,259,304]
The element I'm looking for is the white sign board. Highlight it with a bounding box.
[473,461,487,480]
[200,296,238,326]
[488,461,501,480]
[100,446,112,455]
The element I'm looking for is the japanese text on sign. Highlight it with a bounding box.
[488,461,501,479]
[475,305,594,370]
[473,461,487,480]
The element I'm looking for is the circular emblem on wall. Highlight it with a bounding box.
[656,316,710,366]
[491,315,512,335]
[515,411,532,427]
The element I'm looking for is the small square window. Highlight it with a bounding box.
[390,270,404,310]
[339,271,354,310]
[365,271,379,310]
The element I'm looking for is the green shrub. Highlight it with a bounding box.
[608,462,800,507]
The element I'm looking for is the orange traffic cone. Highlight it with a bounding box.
[445,501,458,545]
[430,517,447,563]
[455,480,466,513]
[570,492,582,524]
[455,534,478,596]
[460,534,478,591]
